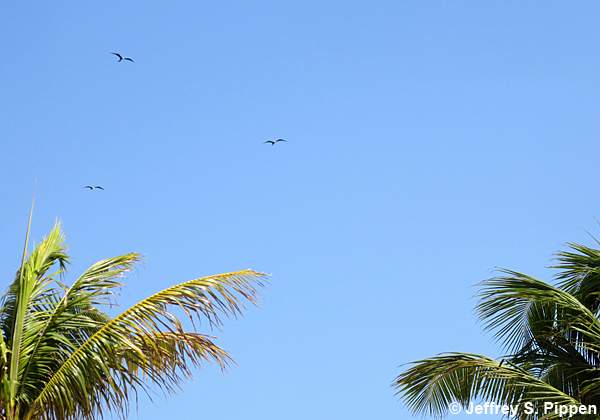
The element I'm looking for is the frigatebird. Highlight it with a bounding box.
[111,52,134,62]
[264,139,287,146]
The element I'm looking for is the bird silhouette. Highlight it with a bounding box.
[111,52,134,62]
[83,186,104,191]
[264,139,287,145]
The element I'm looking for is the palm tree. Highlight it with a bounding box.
[394,240,600,419]
[0,214,266,420]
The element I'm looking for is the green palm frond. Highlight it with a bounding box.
[17,254,141,405]
[395,353,581,419]
[554,243,600,312]
[0,219,267,420]
[3,221,69,417]
[477,270,600,355]
[395,238,600,418]
[27,269,265,420]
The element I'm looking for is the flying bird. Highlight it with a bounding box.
[263,139,287,146]
[83,186,104,191]
[111,52,134,62]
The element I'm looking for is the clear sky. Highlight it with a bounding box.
[1,1,600,419]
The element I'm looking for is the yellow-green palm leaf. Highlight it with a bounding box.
[0,220,266,420]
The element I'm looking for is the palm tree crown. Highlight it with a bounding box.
[0,220,265,420]
[394,240,600,419]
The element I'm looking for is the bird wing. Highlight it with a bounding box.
[275,139,287,142]
[124,57,134,62]
[263,141,275,144]
[94,186,105,190]
[83,186,93,190]
[111,52,123,60]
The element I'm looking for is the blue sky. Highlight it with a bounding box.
[1,1,600,419]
